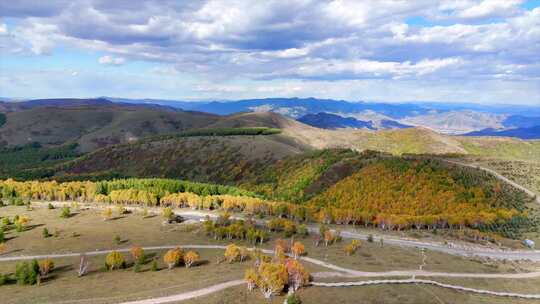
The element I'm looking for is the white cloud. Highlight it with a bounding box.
[0,1,539,104]
[457,0,523,19]
[98,55,126,66]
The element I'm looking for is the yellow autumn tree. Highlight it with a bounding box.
[285,258,310,291]
[106,251,125,270]
[39,259,55,277]
[224,244,241,263]
[163,247,183,269]
[244,267,259,291]
[130,246,145,264]
[257,262,288,299]
[184,250,200,268]
[291,241,305,259]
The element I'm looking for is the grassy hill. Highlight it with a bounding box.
[0,99,220,152]
[50,133,306,183]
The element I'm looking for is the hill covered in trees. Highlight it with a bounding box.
[1,149,536,238]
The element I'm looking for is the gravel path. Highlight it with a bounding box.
[25,201,540,261]
[119,280,245,304]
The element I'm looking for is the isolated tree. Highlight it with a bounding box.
[105,251,125,270]
[77,254,90,277]
[323,230,334,246]
[257,262,288,299]
[130,246,145,264]
[39,259,55,278]
[224,244,241,263]
[291,241,305,259]
[184,250,200,268]
[163,247,183,269]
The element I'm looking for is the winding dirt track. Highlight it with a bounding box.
[119,280,245,304]
[27,200,540,261]
[4,243,540,302]
[4,244,540,280]
[442,159,540,204]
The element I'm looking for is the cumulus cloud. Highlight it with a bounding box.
[0,0,539,103]
[98,55,126,66]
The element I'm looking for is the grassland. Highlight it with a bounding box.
[1,204,536,304]
[190,281,540,304]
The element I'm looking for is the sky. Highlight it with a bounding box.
[0,0,539,105]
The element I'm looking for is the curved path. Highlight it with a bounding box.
[2,244,540,280]
[30,201,540,261]
[312,279,540,300]
[443,159,540,204]
[3,244,540,303]
[119,280,245,304]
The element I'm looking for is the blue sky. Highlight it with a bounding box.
[1,0,539,105]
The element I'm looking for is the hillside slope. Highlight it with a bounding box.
[0,99,220,152]
[54,134,307,184]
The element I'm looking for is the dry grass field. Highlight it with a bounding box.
[1,204,540,304]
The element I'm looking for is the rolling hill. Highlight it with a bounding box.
[0,99,220,152]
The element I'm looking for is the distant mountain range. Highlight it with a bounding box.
[465,125,540,139]
[297,112,412,130]
[2,97,540,139]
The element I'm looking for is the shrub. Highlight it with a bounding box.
[344,240,360,256]
[60,206,71,218]
[133,262,142,273]
[47,203,55,210]
[0,227,4,242]
[15,260,39,285]
[287,293,302,304]
[163,207,174,221]
[151,259,158,271]
[0,273,7,285]
[105,251,125,270]
[114,235,121,245]
[42,228,50,238]
[1,217,9,226]
[14,216,30,232]
[297,224,308,237]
